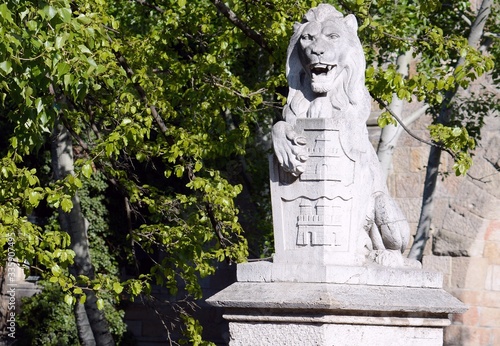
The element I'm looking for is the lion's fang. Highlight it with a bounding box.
[311,64,334,75]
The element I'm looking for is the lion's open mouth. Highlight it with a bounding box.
[310,63,336,77]
[308,63,337,93]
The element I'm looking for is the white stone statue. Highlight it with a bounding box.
[271,4,415,268]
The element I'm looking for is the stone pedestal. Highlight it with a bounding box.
[207,5,468,344]
[207,263,467,346]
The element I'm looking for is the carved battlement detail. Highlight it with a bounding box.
[300,129,354,184]
[296,198,347,248]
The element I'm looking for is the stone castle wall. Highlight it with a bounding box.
[369,95,500,345]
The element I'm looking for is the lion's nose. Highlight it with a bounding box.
[311,46,324,56]
[310,40,327,56]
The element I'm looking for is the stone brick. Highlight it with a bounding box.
[451,306,479,326]
[437,174,463,199]
[445,324,498,346]
[486,265,500,291]
[451,289,484,307]
[423,255,451,287]
[485,220,500,242]
[433,230,477,257]
[484,242,500,264]
[467,160,500,200]
[450,179,500,220]
[432,208,486,257]
[482,291,500,308]
[464,326,496,346]
[409,147,427,172]
[478,307,500,328]
[394,173,423,198]
[423,255,451,274]
[396,197,422,224]
[450,257,489,289]
[493,328,500,346]
[399,130,428,147]
[392,147,410,172]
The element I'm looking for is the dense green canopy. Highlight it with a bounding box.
[0,0,496,344]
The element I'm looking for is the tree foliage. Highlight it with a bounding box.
[0,0,496,343]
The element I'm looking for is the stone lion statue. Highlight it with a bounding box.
[272,4,416,267]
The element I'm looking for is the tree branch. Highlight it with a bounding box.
[113,50,169,135]
[403,104,430,127]
[371,94,455,157]
[210,0,272,54]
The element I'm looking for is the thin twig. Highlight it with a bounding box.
[371,93,456,158]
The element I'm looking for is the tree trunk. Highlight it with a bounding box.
[377,50,412,179]
[408,0,493,261]
[51,121,115,346]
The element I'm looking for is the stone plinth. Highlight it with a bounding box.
[236,261,442,287]
[207,269,467,346]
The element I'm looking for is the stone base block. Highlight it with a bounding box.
[207,281,467,346]
[227,320,444,346]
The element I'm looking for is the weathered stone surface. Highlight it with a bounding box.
[207,281,464,345]
[484,242,500,264]
[395,197,423,223]
[228,322,445,346]
[450,257,489,290]
[207,282,467,314]
[423,255,452,287]
[237,261,441,288]
[432,207,486,257]
[485,265,500,291]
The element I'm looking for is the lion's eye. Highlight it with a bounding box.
[301,34,313,41]
[326,33,339,40]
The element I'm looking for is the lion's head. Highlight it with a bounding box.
[286,5,366,109]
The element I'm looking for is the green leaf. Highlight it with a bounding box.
[0,61,13,75]
[78,45,92,55]
[64,294,75,306]
[0,4,13,23]
[43,6,57,20]
[194,161,202,172]
[57,62,71,77]
[61,198,73,212]
[82,163,93,178]
[451,127,462,136]
[175,165,184,178]
[130,281,143,296]
[58,7,72,22]
[113,282,124,294]
[96,298,104,310]
[35,98,44,113]
[51,264,62,276]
